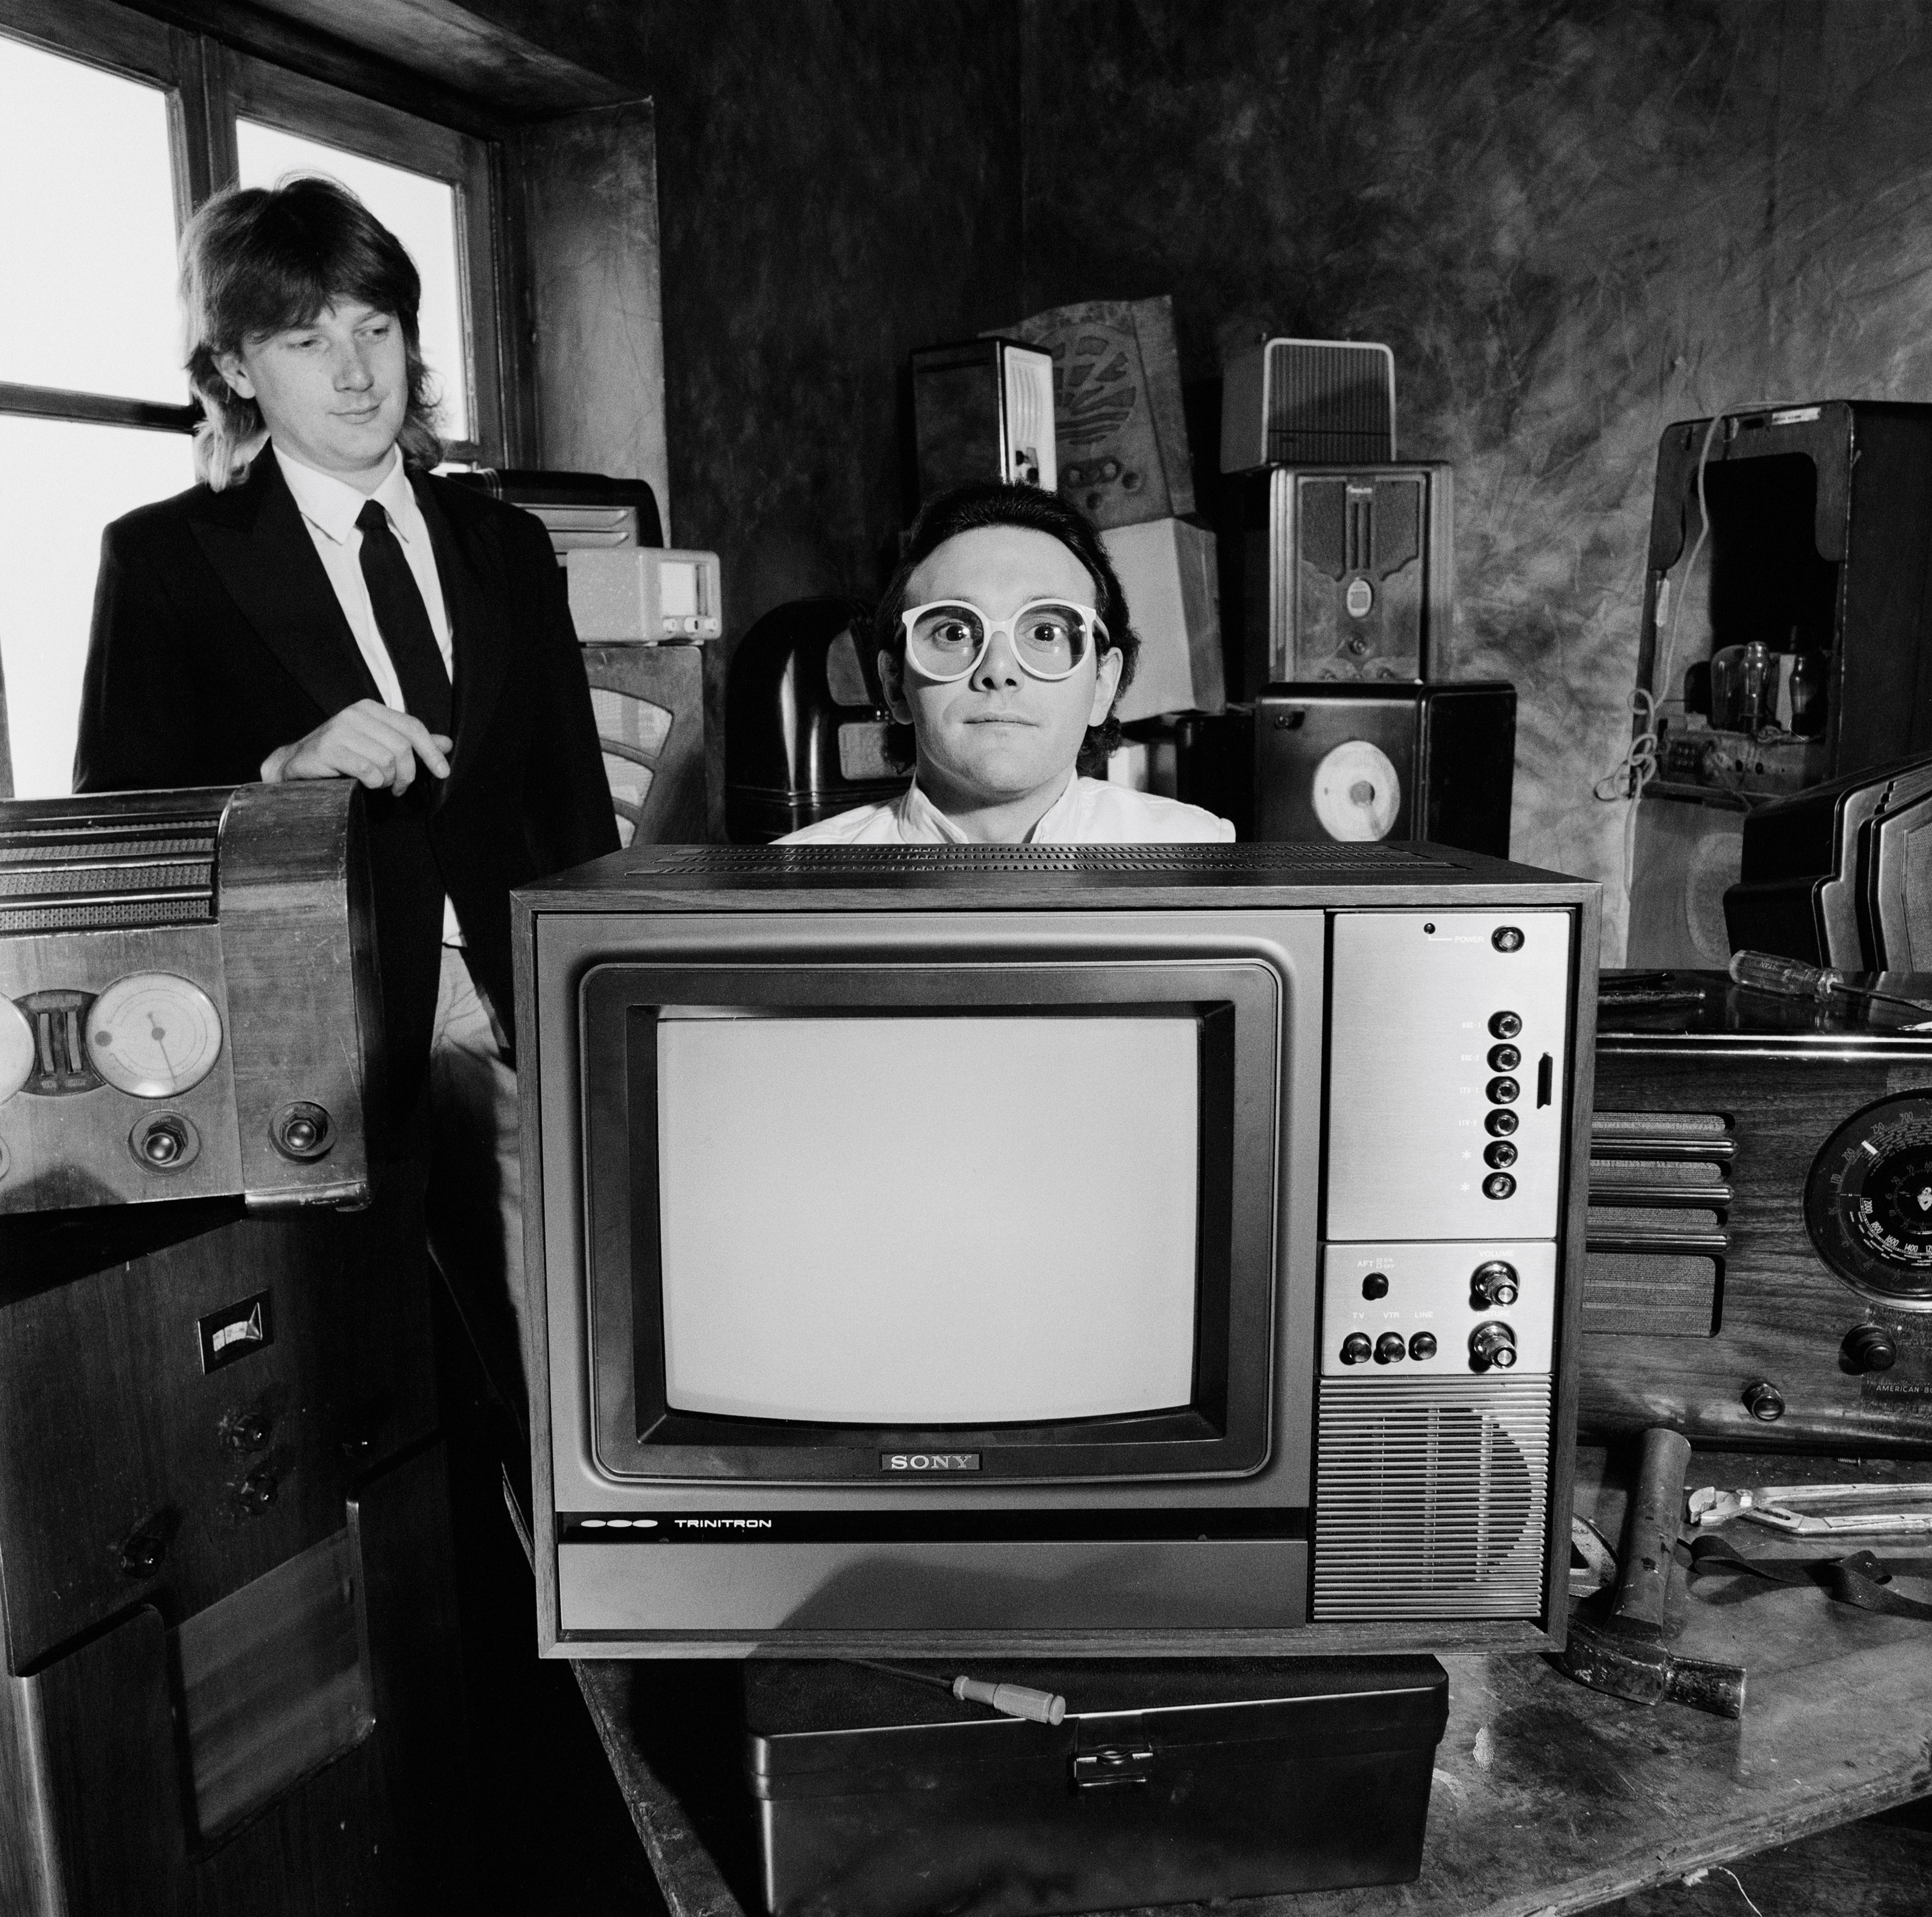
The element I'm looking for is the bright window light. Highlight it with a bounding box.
[236,121,471,442]
[0,36,183,402]
[0,416,194,798]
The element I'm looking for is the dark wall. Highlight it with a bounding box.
[1019,0,1932,953]
[466,0,1022,637]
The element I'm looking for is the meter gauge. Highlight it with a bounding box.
[0,996,34,1103]
[86,973,224,1099]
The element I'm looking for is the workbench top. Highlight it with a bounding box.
[572,1446,1932,1917]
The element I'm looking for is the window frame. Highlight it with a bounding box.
[0,0,515,465]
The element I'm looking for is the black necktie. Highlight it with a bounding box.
[356,499,452,738]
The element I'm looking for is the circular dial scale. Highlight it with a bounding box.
[85,973,224,1099]
[1806,1093,1932,1307]
[0,995,35,1104]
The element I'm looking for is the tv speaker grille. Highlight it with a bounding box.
[1313,1376,1550,1618]
[655,842,1460,877]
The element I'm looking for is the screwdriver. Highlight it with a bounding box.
[1728,949,1932,1025]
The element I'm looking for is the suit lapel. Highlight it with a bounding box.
[414,472,509,792]
[189,449,382,718]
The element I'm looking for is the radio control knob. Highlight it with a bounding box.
[1472,1260,1519,1307]
[1843,1324,1898,1373]
[1374,1333,1407,1364]
[142,1120,186,1165]
[1361,1272,1389,1300]
[1408,1331,1438,1361]
[1340,1333,1374,1366]
[272,1101,333,1161]
[1743,1379,1786,1422]
[1469,1321,1517,1370]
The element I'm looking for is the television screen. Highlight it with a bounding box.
[654,1013,1201,1425]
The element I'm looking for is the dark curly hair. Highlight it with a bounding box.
[181,175,445,490]
[876,482,1139,776]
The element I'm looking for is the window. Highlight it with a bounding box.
[0,0,508,798]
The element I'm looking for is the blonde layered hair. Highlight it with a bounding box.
[181,175,444,490]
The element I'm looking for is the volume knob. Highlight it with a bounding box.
[1844,1325,1898,1374]
[1743,1379,1786,1422]
[1472,1260,1520,1307]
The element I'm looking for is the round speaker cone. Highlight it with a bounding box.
[1312,740,1401,840]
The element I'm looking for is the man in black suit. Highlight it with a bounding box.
[75,176,616,1416]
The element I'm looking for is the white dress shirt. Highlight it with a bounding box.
[776,773,1236,844]
[271,443,463,943]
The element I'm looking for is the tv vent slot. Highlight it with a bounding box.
[652,843,1462,877]
[1581,1253,1720,1338]
[1313,1377,1549,1619]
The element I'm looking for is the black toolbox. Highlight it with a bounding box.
[742,1656,1449,1917]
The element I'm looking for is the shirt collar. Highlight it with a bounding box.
[274,443,411,548]
[894,769,1079,844]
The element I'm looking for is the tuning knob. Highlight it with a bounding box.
[272,1101,333,1161]
[1743,1379,1786,1422]
[1469,1321,1518,1370]
[1844,1325,1898,1374]
[1472,1260,1520,1308]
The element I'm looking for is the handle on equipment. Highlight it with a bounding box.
[1607,1426,1692,1640]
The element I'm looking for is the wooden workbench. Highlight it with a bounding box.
[570,1448,1932,1917]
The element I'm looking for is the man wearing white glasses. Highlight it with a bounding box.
[779,482,1234,844]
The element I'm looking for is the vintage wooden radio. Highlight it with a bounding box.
[0,782,375,1212]
[1582,970,1932,1450]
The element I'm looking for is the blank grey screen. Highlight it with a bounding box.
[654,1015,1200,1425]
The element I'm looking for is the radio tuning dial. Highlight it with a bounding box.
[87,972,223,1098]
[0,997,34,1105]
[1469,1321,1517,1369]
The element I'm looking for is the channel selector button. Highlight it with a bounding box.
[1340,1333,1374,1366]
[1488,1011,1522,1039]
[1487,1076,1519,1104]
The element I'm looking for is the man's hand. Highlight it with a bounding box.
[261,700,453,795]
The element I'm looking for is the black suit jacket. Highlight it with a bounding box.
[74,448,618,1115]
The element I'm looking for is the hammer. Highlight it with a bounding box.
[1560,1426,1747,1719]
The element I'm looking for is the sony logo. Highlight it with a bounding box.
[881,1452,982,1472]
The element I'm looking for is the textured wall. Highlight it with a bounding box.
[464,0,1023,638]
[1019,0,1932,954]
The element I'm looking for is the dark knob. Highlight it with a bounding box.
[1472,1260,1520,1307]
[225,1412,271,1451]
[239,1466,279,1511]
[1483,1172,1517,1200]
[1361,1272,1390,1300]
[1743,1380,1786,1422]
[272,1102,333,1161]
[1485,1109,1518,1137]
[1409,1331,1438,1360]
[1492,927,1524,952]
[1487,1077,1520,1105]
[1340,1333,1374,1366]
[1374,1333,1407,1364]
[1844,1325,1898,1374]
[1489,1011,1522,1039]
[1470,1321,1517,1369]
[143,1121,185,1165]
[1484,1140,1518,1168]
[119,1532,165,1579]
[1488,1044,1522,1072]
[340,1435,374,1463]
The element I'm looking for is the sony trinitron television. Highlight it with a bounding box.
[515,841,1598,1658]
